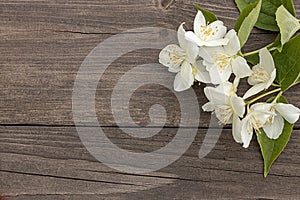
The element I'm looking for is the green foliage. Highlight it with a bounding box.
[234,0,262,47]
[245,53,259,65]
[273,34,300,91]
[281,0,296,16]
[194,4,217,24]
[239,0,299,178]
[257,96,293,177]
[235,0,296,31]
[276,5,300,47]
[190,1,299,178]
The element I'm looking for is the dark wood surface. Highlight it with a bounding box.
[0,0,300,199]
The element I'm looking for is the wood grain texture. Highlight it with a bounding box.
[0,126,300,199]
[0,0,299,127]
[0,0,300,199]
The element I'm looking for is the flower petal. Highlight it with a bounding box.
[188,16,228,47]
[263,114,284,139]
[207,64,232,84]
[185,31,205,46]
[251,103,274,115]
[177,23,188,50]
[185,42,199,63]
[159,44,185,73]
[199,46,223,64]
[231,56,252,79]
[265,68,276,89]
[232,115,243,143]
[194,11,206,37]
[202,38,229,46]
[194,60,211,83]
[206,20,227,41]
[178,23,199,62]
[174,73,190,92]
[243,83,266,99]
[251,103,275,127]
[214,104,233,124]
[224,29,240,56]
[259,48,275,75]
[173,62,194,92]
[233,77,240,90]
[275,103,300,124]
[204,82,232,105]
[241,117,253,148]
[216,65,232,84]
[181,61,194,83]
[202,102,214,112]
[247,65,259,85]
[230,94,245,117]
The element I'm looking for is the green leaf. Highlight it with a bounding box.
[273,34,300,91]
[245,53,259,65]
[296,77,300,85]
[276,5,300,47]
[257,96,293,177]
[281,0,296,16]
[234,1,259,32]
[194,4,217,24]
[235,0,297,31]
[270,33,283,52]
[235,0,262,48]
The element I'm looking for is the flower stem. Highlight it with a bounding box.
[272,91,283,103]
[242,42,274,57]
[271,83,280,87]
[242,49,260,57]
[246,88,281,105]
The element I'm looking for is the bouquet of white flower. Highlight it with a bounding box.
[159,0,300,177]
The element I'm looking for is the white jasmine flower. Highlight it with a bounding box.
[202,82,246,143]
[243,48,276,99]
[199,30,252,84]
[173,60,211,92]
[159,23,211,91]
[263,103,300,139]
[159,23,198,73]
[185,11,229,47]
[241,103,275,148]
[193,59,212,84]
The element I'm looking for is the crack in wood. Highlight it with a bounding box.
[1,124,299,130]
[0,170,143,187]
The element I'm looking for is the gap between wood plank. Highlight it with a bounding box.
[1,124,299,130]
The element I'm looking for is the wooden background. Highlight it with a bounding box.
[0,0,300,199]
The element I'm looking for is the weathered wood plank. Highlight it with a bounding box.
[0,0,299,127]
[1,0,300,199]
[0,0,282,33]
[0,126,299,199]
[0,35,299,127]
